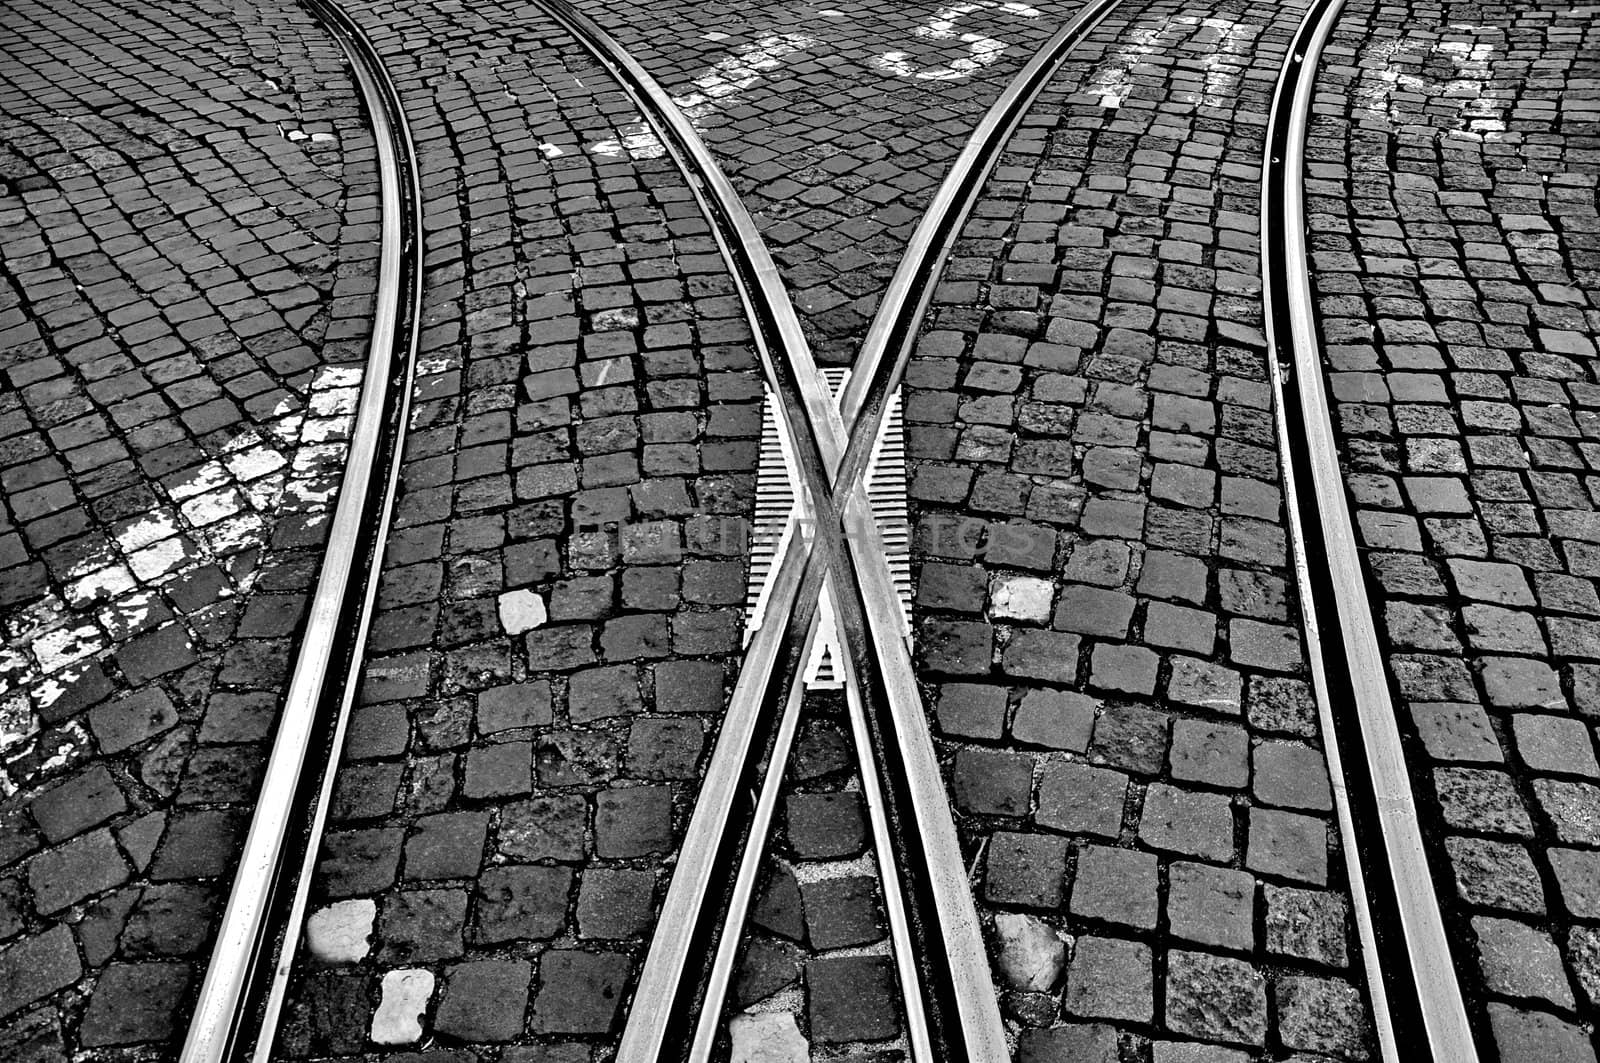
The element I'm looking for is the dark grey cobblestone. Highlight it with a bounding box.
[576,0,1065,365]
[0,0,376,1051]
[720,690,906,1055]
[274,0,761,1055]
[7,0,1588,1056]
[904,0,1378,1057]
[1309,0,1600,1056]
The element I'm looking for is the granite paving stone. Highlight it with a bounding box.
[0,0,379,1046]
[903,0,1375,1051]
[1309,0,1600,1050]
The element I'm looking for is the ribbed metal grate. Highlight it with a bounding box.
[745,370,911,688]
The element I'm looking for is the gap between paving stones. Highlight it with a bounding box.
[0,0,378,1053]
[1307,0,1600,1058]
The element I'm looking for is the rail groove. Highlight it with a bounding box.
[534,1,1118,1059]
[179,1,424,1059]
[1261,1,1479,1060]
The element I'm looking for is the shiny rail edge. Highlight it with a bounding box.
[179,1,425,1059]
[823,3,1124,1049]
[732,0,1126,1044]
[838,0,1122,449]
[524,5,874,1061]
[531,2,1012,1059]
[1261,1,1478,1060]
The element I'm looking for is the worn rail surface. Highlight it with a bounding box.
[1260,0,1479,1059]
[178,0,424,1057]
[163,0,1506,1056]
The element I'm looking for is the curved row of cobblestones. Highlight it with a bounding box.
[0,0,378,1052]
[1,0,1596,1059]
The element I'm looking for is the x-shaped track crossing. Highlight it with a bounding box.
[536,2,1120,1058]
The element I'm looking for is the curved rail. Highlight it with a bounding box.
[530,3,941,1058]
[837,0,1122,487]
[179,2,424,1059]
[533,2,1116,1060]
[1261,2,1478,1061]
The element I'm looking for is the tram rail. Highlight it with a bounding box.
[178,0,425,1058]
[162,0,1493,1057]
[534,0,1119,1059]
[1260,0,1478,1060]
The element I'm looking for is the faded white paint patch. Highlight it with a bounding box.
[677,33,819,125]
[98,590,161,641]
[127,537,189,582]
[32,622,104,673]
[309,385,360,417]
[588,125,668,160]
[870,2,1041,82]
[1083,22,1159,107]
[0,694,34,750]
[0,352,361,760]
[64,563,136,608]
[1084,16,1251,109]
[587,32,825,159]
[168,462,230,500]
[1353,30,1507,137]
[5,720,93,794]
[226,442,288,483]
[180,487,247,528]
[115,511,180,554]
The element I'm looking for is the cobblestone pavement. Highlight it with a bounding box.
[0,0,376,1053]
[7,0,1600,1059]
[1309,1,1600,1058]
[574,0,1066,365]
[273,1,763,1055]
[903,0,1380,1056]
[720,689,911,1056]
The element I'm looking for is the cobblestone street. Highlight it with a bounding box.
[905,0,1375,1056]
[1309,1,1600,1056]
[1,0,376,1051]
[0,0,1596,1061]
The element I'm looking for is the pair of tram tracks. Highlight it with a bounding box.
[180,0,1484,1058]
[180,0,424,1058]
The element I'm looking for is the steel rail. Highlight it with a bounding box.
[526,6,882,1061]
[531,3,946,1058]
[836,0,1122,478]
[179,1,424,1059]
[1261,2,1478,1061]
[534,2,1115,1059]
[809,8,1123,1054]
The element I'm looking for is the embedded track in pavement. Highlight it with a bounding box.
[1260,0,1478,1059]
[178,0,424,1058]
[165,0,1512,1057]
[535,1,1120,1059]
